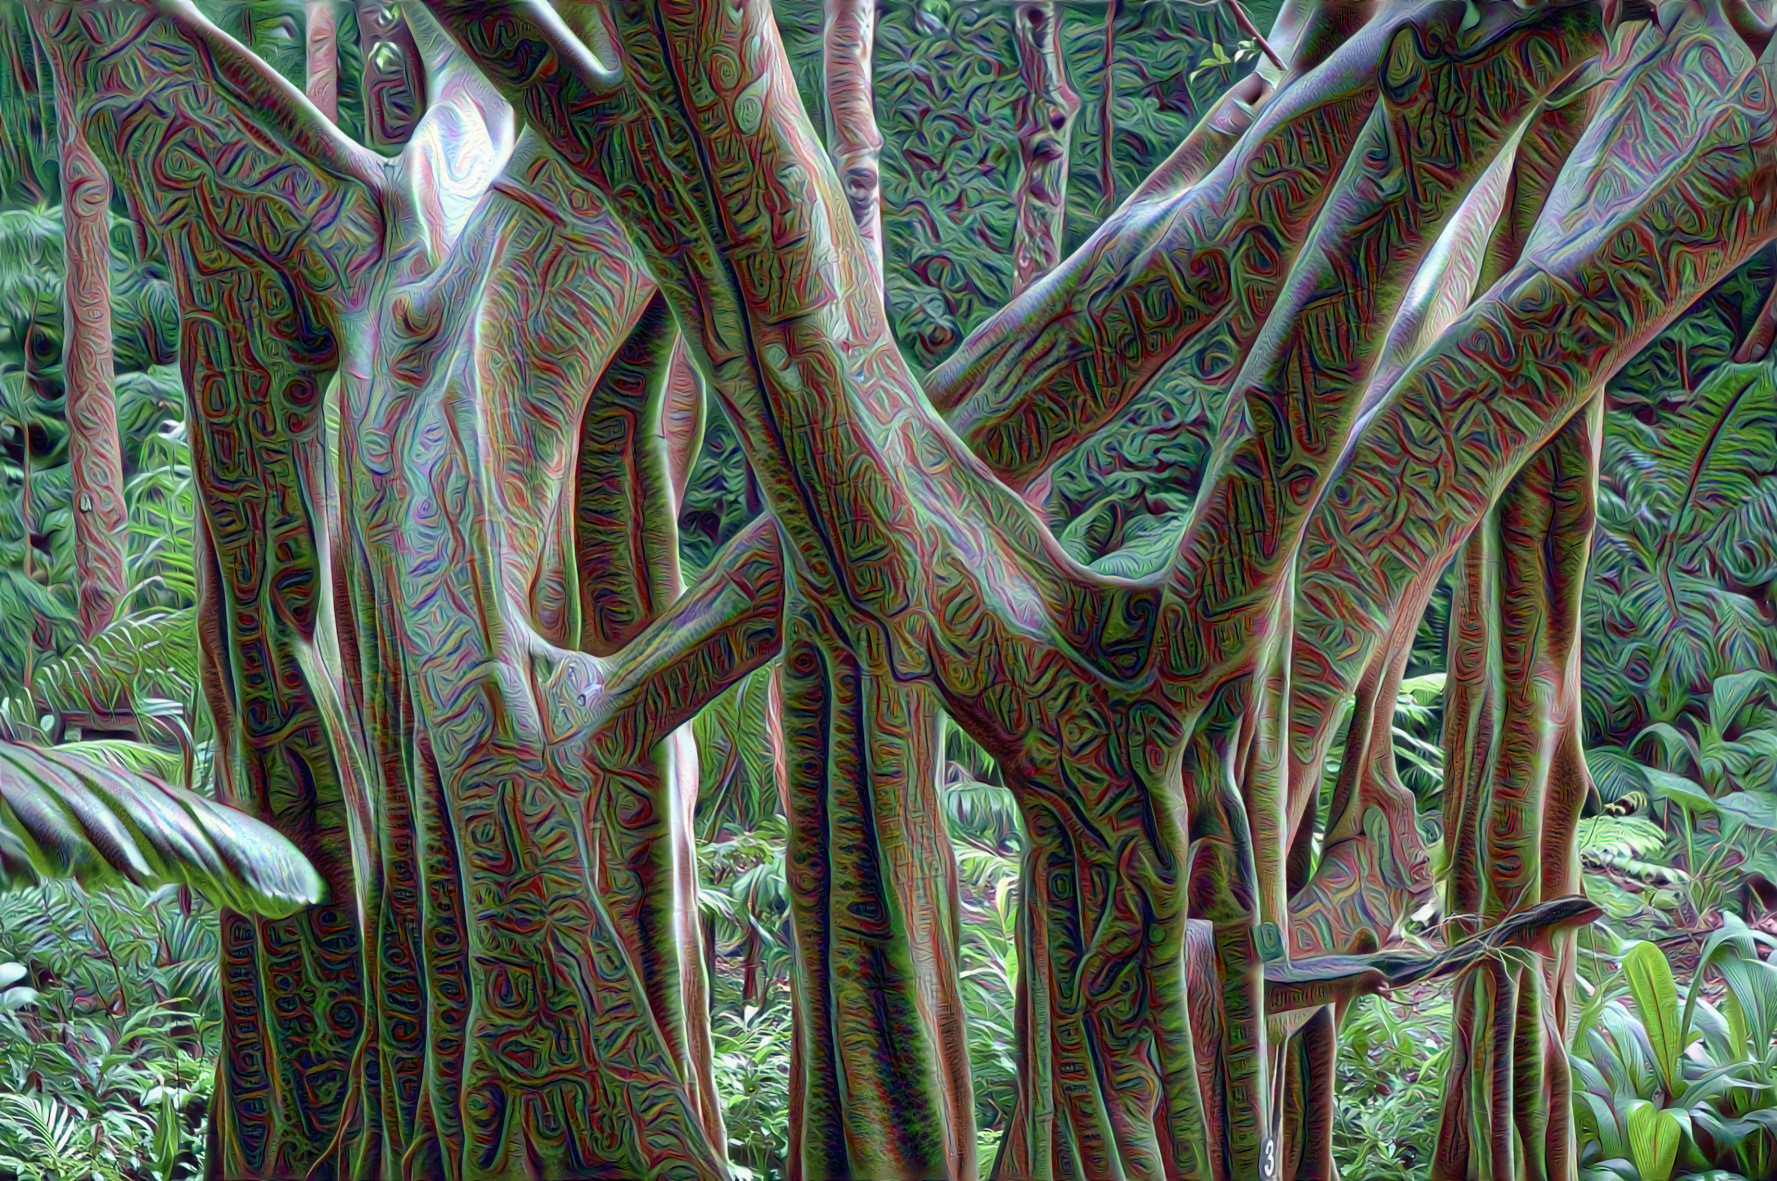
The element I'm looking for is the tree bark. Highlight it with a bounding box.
[40,0,1777,1175]
[31,8,384,1172]
[1096,0,1118,217]
[822,0,883,287]
[305,0,338,122]
[42,42,127,641]
[1010,2,1079,295]
[1434,400,1598,1181]
[357,1,425,148]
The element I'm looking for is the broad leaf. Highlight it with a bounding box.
[1712,669,1777,734]
[1643,767,1716,813]
[0,739,323,916]
[1626,1102,1681,1181]
[1587,746,1651,804]
[1623,941,1685,1097]
[1714,791,1777,831]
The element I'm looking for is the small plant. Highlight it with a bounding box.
[1331,989,1452,1179]
[1572,917,1777,1181]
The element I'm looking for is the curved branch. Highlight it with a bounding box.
[1292,14,1777,801]
[1159,1,1605,688]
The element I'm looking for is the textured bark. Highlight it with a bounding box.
[357,1,425,148]
[41,0,1777,1175]
[1284,61,1603,943]
[1434,402,1598,1181]
[1010,2,1079,295]
[1096,0,1119,217]
[40,38,128,641]
[305,0,338,122]
[33,10,381,1175]
[822,0,883,286]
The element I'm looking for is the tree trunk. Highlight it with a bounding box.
[39,1,1777,1177]
[357,1,425,148]
[305,0,339,122]
[1096,0,1118,218]
[822,0,883,286]
[1010,2,1079,295]
[1434,400,1598,1181]
[43,52,127,640]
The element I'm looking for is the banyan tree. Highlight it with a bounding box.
[10,0,1777,1175]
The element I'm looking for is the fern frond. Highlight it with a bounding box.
[31,609,197,719]
[1577,815,1667,861]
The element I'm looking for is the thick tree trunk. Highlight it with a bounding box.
[44,0,1777,1177]
[1010,2,1079,295]
[1434,401,1598,1181]
[305,0,338,121]
[45,60,127,640]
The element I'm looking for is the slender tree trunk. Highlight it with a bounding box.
[1097,0,1118,218]
[1010,2,1079,295]
[305,0,339,122]
[357,1,426,148]
[822,0,883,285]
[44,58,127,640]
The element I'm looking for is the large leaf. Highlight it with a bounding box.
[0,739,322,916]
[1679,913,1777,1057]
[1711,669,1777,734]
[1643,766,1716,813]
[1587,746,1651,804]
[1623,941,1685,1097]
[1627,1102,1682,1181]
[1653,363,1777,587]
[1714,790,1777,831]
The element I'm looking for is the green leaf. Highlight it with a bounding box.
[1623,941,1685,1096]
[1712,669,1777,734]
[1639,724,1698,771]
[1714,791,1777,830]
[152,1090,180,1181]
[1679,913,1776,1057]
[1643,766,1716,812]
[1713,788,1777,824]
[1626,1102,1681,1181]
[31,609,198,719]
[1588,746,1651,803]
[0,738,324,916]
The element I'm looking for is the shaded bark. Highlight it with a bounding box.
[1010,2,1079,295]
[822,0,883,285]
[40,1,1777,1177]
[1434,401,1599,1181]
[39,28,127,641]
[31,10,388,1175]
[1096,0,1118,217]
[357,1,425,148]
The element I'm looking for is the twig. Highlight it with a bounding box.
[1224,0,1286,71]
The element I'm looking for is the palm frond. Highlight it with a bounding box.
[0,738,323,916]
